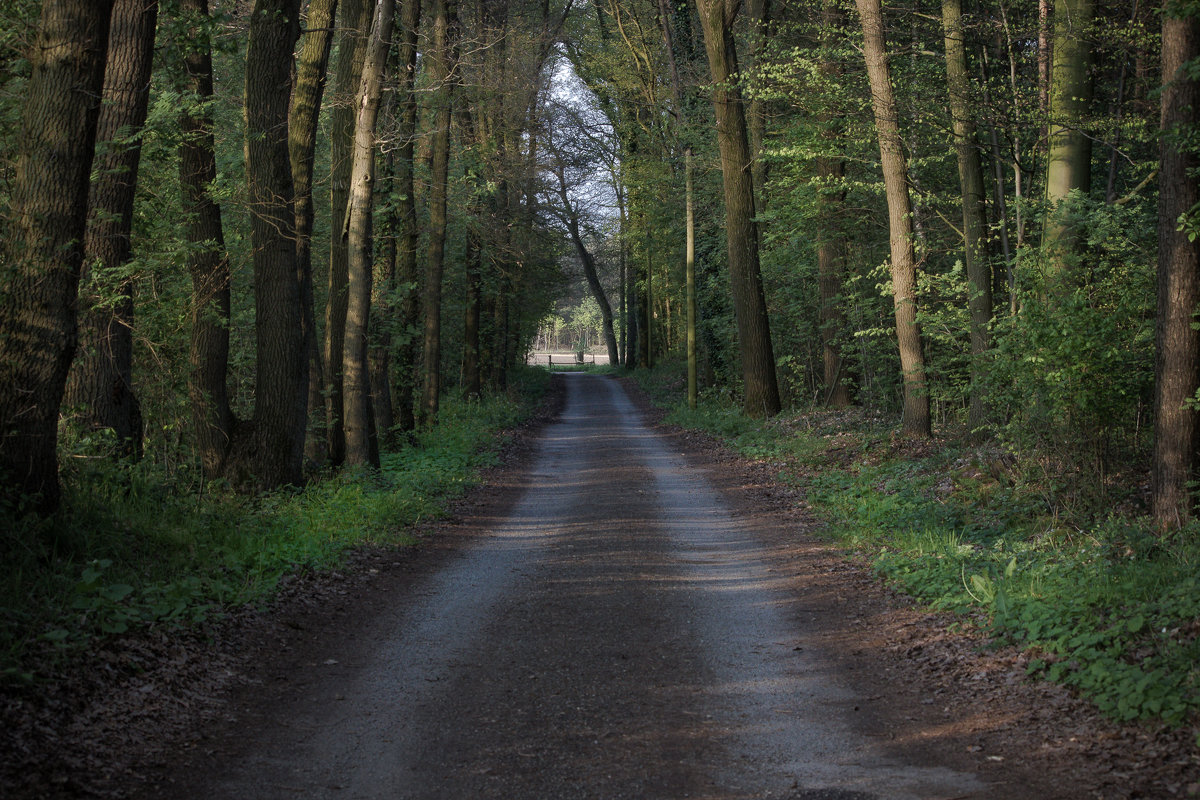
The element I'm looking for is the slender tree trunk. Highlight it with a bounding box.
[391,0,421,432]
[686,147,697,409]
[178,0,234,480]
[617,184,637,369]
[556,175,619,367]
[943,0,991,431]
[371,149,397,444]
[65,0,157,461]
[746,0,769,210]
[240,0,305,488]
[0,0,113,511]
[290,0,339,464]
[855,0,931,436]
[324,0,371,464]
[1043,0,1094,265]
[695,0,781,418]
[342,0,394,467]
[1152,9,1200,527]
[817,0,851,408]
[421,0,460,425]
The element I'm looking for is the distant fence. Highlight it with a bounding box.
[527,352,610,368]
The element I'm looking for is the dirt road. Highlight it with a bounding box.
[136,374,1112,799]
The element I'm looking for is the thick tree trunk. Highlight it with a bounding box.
[943,0,992,431]
[65,0,157,461]
[1152,11,1200,527]
[421,0,460,425]
[855,0,931,436]
[391,0,422,433]
[324,0,371,464]
[178,0,234,481]
[290,0,339,465]
[240,0,305,488]
[342,0,394,467]
[695,0,781,418]
[1043,0,1094,264]
[0,0,113,510]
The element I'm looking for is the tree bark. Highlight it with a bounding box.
[686,147,697,409]
[1043,0,1094,264]
[178,0,234,481]
[324,0,371,464]
[695,0,781,418]
[65,0,157,461]
[290,0,339,465]
[343,0,394,467]
[240,0,306,488]
[942,0,991,431]
[391,0,421,432]
[0,0,113,512]
[855,0,931,436]
[556,172,620,367]
[1152,9,1200,527]
[421,0,460,425]
[817,0,852,408]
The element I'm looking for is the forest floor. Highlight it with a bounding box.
[2,373,1197,798]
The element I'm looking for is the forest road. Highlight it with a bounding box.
[148,373,996,800]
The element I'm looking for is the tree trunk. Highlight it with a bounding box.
[817,0,851,408]
[324,0,371,464]
[1152,10,1200,527]
[290,0,339,465]
[421,0,460,425]
[343,0,394,467]
[686,147,697,409]
[65,0,156,461]
[241,0,305,488]
[0,0,112,512]
[557,175,620,367]
[943,0,991,431]
[855,0,931,436]
[391,0,422,432]
[371,142,397,446]
[178,0,234,481]
[695,0,781,418]
[746,0,769,210]
[1043,0,1094,264]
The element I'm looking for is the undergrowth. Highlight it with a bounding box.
[0,368,549,682]
[634,361,1200,736]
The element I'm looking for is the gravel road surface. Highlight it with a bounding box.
[144,374,1001,800]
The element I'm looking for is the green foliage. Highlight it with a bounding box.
[0,380,545,680]
[984,194,1156,508]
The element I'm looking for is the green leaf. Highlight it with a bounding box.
[100,584,134,602]
[1127,615,1145,634]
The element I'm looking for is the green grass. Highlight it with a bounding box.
[0,367,549,682]
[634,361,1200,733]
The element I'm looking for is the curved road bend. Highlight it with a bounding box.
[170,373,987,799]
